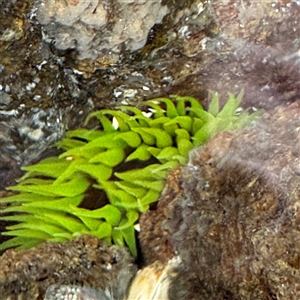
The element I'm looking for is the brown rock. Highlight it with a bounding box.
[0,235,136,300]
[139,166,183,264]
[140,101,300,299]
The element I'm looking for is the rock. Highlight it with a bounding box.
[35,0,170,60]
[127,257,181,300]
[139,166,182,264]
[142,100,300,299]
[0,0,93,168]
[0,235,136,300]
[200,0,300,110]
[44,285,111,300]
[1,1,300,297]
[1,0,299,179]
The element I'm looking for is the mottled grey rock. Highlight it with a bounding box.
[35,0,169,60]
[0,91,12,107]
[44,285,111,300]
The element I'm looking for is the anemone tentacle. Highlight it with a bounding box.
[0,92,263,256]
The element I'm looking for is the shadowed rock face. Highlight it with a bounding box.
[158,101,300,299]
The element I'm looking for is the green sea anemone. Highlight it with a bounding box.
[0,92,263,256]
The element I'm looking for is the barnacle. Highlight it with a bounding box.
[0,92,263,256]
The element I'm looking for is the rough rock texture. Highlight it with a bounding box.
[139,100,300,299]
[1,1,300,297]
[0,0,93,169]
[35,0,169,60]
[44,284,111,300]
[200,0,300,110]
[0,235,136,300]
[139,166,181,264]
[1,0,300,188]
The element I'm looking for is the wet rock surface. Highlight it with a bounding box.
[1,0,300,299]
[140,100,300,299]
[0,0,93,172]
[1,0,299,185]
[0,235,136,300]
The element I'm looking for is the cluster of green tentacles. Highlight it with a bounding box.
[0,92,262,256]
